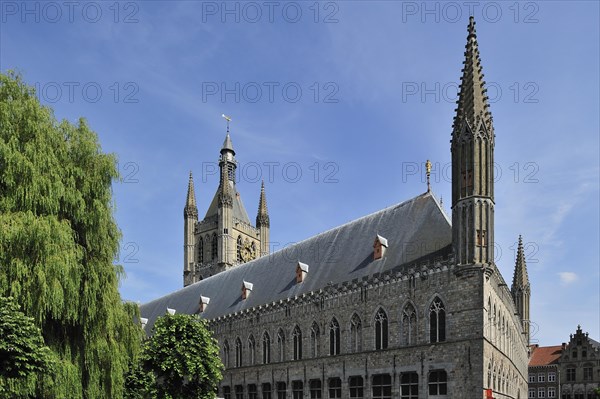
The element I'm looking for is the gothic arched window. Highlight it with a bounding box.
[310,322,320,358]
[402,303,417,346]
[329,318,340,356]
[374,308,388,350]
[262,332,271,364]
[350,313,362,353]
[292,326,302,360]
[236,236,243,263]
[223,340,230,368]
[277,329,286,362]
[198,238,204,263]
[429,297,446,343]
[235,338,242,367]
[248,335,256,366]
[211,233,218,260]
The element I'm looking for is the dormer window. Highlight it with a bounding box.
[296,262,309,283]
[199,296,210,312]
[373,235,389,260]
[242,281,253,300]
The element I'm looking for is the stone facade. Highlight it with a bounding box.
[142,16,532,399]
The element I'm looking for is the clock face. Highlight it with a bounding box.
[241,242,255,262]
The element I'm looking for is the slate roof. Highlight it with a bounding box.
[203,180,252,225]
[141,192,452,332]
[529,345,562,366]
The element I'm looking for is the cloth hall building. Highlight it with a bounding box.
[141,17,532,399]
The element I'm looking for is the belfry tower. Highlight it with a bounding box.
[451,16,495,268]
[182,124,270,287]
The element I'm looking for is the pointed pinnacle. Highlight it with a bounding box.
[512,234,530,290]
[184,171,198,218]
[256,181,270,227]
[221,133,235,155]
[452,16,493,138]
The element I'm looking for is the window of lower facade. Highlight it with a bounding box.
[428,370,447,395]
[372,374,392,399]
[276,382,286,399]
[583,366,593,381]
[349,376,364,399]
[566,367,576,382]
[262,383,272,399]
[223,386,231,399]
[538,387,546,398]
[574,393,584,399]
[529,388,535,398]
[547,387,556,398]
[292,380,303,399]
[248,384,258,399]
[235,385,244,399]
[309,379,322,399]
[400,372,418,399]
[328,377,342,398]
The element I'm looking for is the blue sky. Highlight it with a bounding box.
[1,0,598,346]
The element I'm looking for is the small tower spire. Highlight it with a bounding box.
[256,181,270,257]
[183,171,198,287]
[511,235,531,344]
[256,181,270,227]
[184,171,198,217]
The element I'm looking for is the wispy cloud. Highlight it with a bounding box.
[558,272,578,285]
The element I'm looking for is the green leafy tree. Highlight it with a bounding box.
[124,361,157,399]
[142,314,223,399]
[0,296,53,397]
[0,71,143,398]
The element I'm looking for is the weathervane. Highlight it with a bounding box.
[222,114,232,133]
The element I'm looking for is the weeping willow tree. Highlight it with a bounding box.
[0,71,143,398]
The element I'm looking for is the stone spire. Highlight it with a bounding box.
[511,235,530,290]
[184,171,198,218]
[511,235,531,345]
[221,133,235,155]
[451,16,495,268]
[256,181,270,227]
[256,181,270,258]
[452,15,494,140]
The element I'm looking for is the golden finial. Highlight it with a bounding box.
[425,159,432,192]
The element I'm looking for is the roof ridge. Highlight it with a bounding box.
[174,191,442,288]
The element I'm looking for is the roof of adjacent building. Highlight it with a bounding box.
[529,345,562,367]
[141,191,452,332]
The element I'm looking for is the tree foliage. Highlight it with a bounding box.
[0,296,53,397]
[140,314,223,399]
[0,71,143,398]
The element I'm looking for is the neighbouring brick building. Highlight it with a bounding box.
[141,17,532,399]
[529,345,561,398]
[528,326,600,399]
